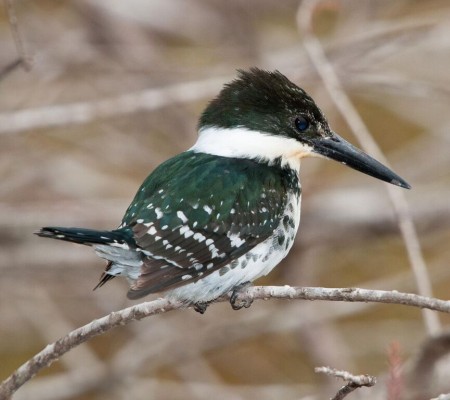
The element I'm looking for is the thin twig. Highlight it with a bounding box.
[4,0,32,71]
[296,0,440,335]
[0,76,225,135]
[315,366,376,400]
[0,298,181,400]
[1,285,450,399]
[0,58,24,82]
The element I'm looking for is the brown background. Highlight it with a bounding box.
[1,1,450,399]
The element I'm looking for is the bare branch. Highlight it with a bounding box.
[315,366,376,400]
[1,285,448,399]
[236,286,450,313]
[0,298,182,400]
[0,58,24,82]
[0,77,225,135]
[3,0,32,71]
[296,0,440,335]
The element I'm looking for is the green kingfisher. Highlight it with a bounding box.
[37,68,410,313]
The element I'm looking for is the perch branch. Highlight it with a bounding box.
[0,285,448,398]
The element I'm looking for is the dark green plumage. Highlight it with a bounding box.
[199,68,330,141]
[123,151,298,228]
[120,151,300,298]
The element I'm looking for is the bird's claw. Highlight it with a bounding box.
[230,282,253,310]
[193,302,209,314]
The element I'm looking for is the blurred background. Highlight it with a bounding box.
[1,0,450,399]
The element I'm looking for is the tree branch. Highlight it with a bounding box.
[0,58,24,82]
[0,77,224,135]
[296,0,440,335]
[4,0,32,71]
[315,366,376,400]
[1,285,448,399]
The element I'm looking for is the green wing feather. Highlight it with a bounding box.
[121,151,296,298]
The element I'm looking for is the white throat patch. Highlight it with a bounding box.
[190,126,314,170]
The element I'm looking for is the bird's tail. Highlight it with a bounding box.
[36,226,132,246]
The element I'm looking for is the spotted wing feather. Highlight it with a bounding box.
[121,151,295,299]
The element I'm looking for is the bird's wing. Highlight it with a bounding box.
[121,151,291,299]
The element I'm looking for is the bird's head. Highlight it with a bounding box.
[194,68,410,189]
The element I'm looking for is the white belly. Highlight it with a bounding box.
[167,192,301,304]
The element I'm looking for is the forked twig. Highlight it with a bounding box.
[315,366,376,400]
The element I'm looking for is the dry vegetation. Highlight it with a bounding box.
[0,0,450,399]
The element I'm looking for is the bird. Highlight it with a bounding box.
[36,68,411,313]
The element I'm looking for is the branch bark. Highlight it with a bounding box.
[1,285,449,399]
[315,366,376,400]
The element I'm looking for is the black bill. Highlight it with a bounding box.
[311,132,411,189]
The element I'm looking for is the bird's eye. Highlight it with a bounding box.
[295,116,310,132]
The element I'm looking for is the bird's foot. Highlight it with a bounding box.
[193,301,210,314]
[230,282,253,310]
